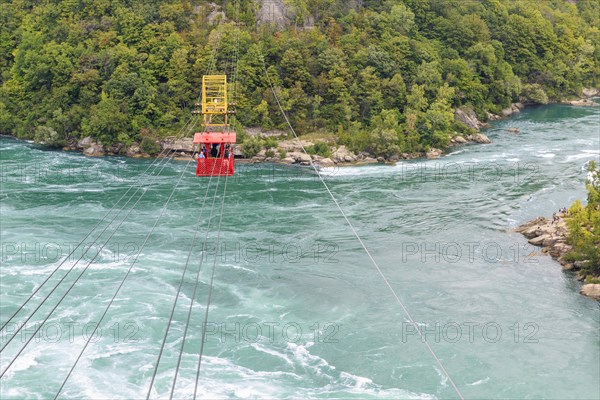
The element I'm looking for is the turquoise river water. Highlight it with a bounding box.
[0,102,599,399]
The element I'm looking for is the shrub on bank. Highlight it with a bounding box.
[565,161,600,277]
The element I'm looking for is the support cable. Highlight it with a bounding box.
[171,3,241,397]
[0,118,198,333]
[0,145,186,353]
[167,166,223,399]
[145,159,221,400]
[193,173,228,400]
[190,4,240,397]
[256,46,465,400]
[54,26,227,389]
[53,154,206,398]
[145,20,228,399]
[0,139,199,375]
[0,176,150,377]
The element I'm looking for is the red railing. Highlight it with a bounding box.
[196,156,235,176]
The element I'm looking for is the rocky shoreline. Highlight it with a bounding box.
[9,89,599,168]
[515,214,600,301]
[61,107,495,166]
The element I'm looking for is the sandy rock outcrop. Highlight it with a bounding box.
[454,107,484,131]
[515,214,599,301]
[162,138,194,152]
[466,133,491,144]
[331,145,357,163]
[582,88,599,98]
[580,284,600,300]
[426,148,443,159]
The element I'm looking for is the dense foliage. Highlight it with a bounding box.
[566,161,600,278]
[1,0,598,155]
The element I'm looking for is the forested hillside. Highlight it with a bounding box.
[1,0,598,156]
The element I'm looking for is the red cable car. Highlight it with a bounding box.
[192,75,237,177]
[193,132,236,176]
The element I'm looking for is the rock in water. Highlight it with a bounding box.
[126,144,142,158]
[78,136,94,148]
[288,151,311,164]
[317,158,335,167]
[83,143,105,157]
[528,234,549,246]
[580,284,600,300]
[466,133,491,144]
[566,99,599,106]
[331,145,357,163]
[426,148,443,159]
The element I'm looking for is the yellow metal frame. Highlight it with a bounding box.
[201,75,228,129]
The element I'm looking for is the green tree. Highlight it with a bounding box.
[566,162,600,276]
[82,92,129,144]
[367,109,401,157]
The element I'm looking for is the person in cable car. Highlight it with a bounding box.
[223,145,231,170]
[210,144,219,158]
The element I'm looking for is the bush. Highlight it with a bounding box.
[233,121,248,143]
[140,137,160,155]
[263,137,278,149]
[522,84,549,104]
[265,149,275,158]
[306,142,331,158]
[565,162,600,277]
[241,136,262,158]
[33,126,65,147]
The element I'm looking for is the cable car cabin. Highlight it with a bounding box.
[193,131,236,176]
[192,75,237,177]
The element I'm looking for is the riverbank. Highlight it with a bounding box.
[47,102,499,166]
[29,88,599,167]
[55,124,493,167]
[515,213,600,301]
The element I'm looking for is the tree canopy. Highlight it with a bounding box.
[1,0,598,155]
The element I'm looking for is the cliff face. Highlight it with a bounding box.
[255,0,290,27]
